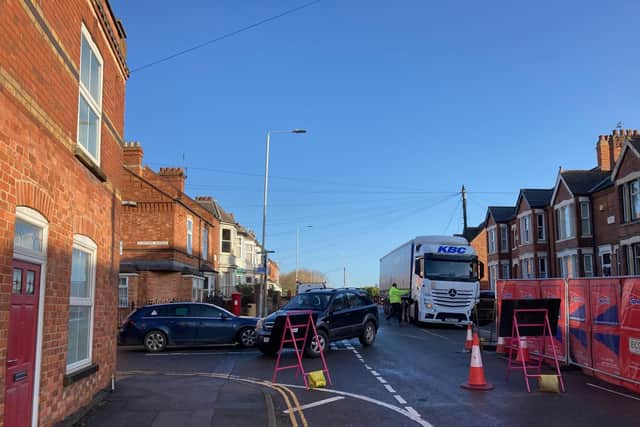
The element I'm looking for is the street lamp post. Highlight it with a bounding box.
[296,225,313,284]
[260,129,307,317]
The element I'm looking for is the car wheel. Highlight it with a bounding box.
[238,327,257,348]
[359,321,377,346]
[305,329,329,358]
[144,330,167,352]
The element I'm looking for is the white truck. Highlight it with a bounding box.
[379,235,484,325]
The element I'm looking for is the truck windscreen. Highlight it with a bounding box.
[424,256,478,282]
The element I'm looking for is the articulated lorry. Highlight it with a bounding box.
[379,235,484,325]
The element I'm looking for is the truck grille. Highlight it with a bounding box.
[431,289,474,308]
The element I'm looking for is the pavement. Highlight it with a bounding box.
[77,315,640,427]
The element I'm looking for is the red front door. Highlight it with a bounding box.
[4,260,41,427]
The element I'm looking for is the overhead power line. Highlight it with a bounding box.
[131,0,322,73]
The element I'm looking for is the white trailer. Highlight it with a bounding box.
[379,236,484,325]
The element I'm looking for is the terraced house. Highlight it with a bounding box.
[119,144,219,307]
[0,1,128,425]
[484,129,640,284]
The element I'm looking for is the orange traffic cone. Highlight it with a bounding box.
[515,336,529,363]
[463,323,473,352]
[496,337,506,354]
[461,332,494,391]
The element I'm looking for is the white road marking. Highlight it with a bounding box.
[365,365,373,370]
[282,384,433,427]
[145,351,261,357]
[384,385,396,393]
[405,406,422,418]
[371,371,380,376]
[394,395,408,405]
[376,376,388,384]
[587,383,640,402]
[283,396,345,414]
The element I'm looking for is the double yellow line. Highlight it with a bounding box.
[118,371,308,427]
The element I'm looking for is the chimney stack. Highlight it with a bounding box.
[123,141,143,175]
[596,129,638,171]
[159,167,186,193]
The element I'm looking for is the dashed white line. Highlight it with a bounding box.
[384,385,396,393]
[394,395,408,405]
[376,376,388,384]
[371,371,381,377]
[365,365,373,370]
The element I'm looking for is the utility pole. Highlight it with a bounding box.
[461,185,468,233]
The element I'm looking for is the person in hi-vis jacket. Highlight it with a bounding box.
[386,283,408,323]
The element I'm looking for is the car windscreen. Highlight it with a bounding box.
[284,293,332,310]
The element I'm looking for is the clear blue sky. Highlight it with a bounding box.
[112,0,640,286]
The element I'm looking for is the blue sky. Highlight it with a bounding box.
[111,0,640,286]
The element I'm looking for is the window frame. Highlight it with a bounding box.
[580,201,592,237]
[538,256,547,278]
[67,235,97,374]
[501,263,510,280]
[221,228,232,253]
[583,254,594,277]
[520,216,531,244]
[186,216,193,255]
[500,224,508,253]
[201,226,208,261]
[536,213,546,241]
[556,204,574,240]
[600,251,612,276]
[191,276,204,302]
[512,224,518,249]
[76,25,104,165]
[118,276,129,308]
[488,228,496,254]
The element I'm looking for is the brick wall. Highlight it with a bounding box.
[0,0,128,424]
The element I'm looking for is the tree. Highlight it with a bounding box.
[280,269,328,294]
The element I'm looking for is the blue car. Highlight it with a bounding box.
[119,302,259,352]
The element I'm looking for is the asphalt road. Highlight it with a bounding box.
[111,319,640,427]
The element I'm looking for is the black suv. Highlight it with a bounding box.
[256,289,379,357]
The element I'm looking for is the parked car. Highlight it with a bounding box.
[473,290,496,326]
[256,288,379,358]
[119,302,259,352]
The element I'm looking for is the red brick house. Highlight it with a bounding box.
[484,207,515,289]
[1,1,128,425]
[592,132,640,275]
[483,128,640,281]
[511,189,554,279]
[460,224,489,289]
[119,144,219,307]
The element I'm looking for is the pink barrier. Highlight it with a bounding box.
[497,278,640,394]
[568,280,592,369]
[589,279,623,385]
[620,278,640,394]
[540,280,566,363]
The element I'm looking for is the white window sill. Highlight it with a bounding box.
[555,237,576,243]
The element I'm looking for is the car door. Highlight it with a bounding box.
[327,293,352,339]
[165,304,198,344]
[193,304,235,344]
[347,292,367,336]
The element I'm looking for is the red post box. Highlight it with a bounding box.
[231,292,242,316]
